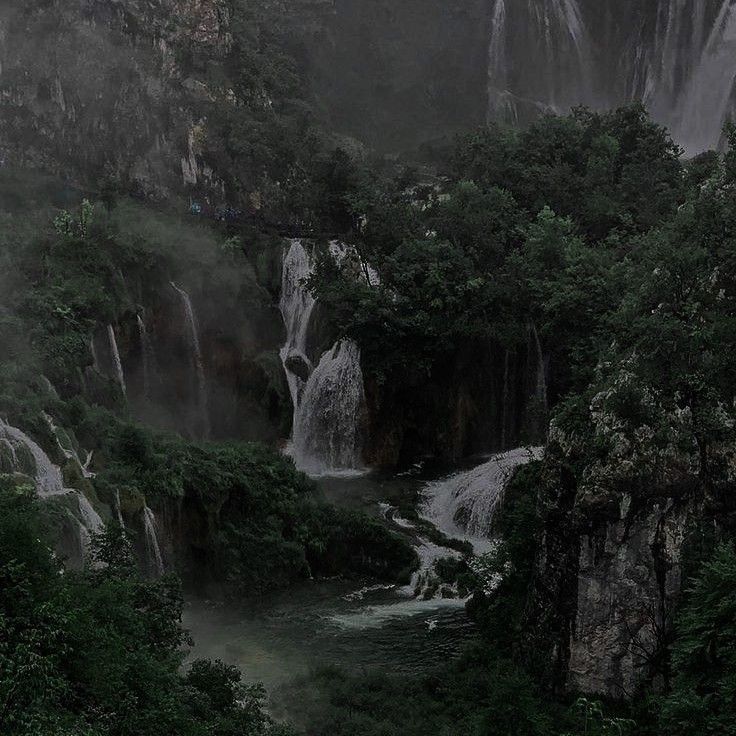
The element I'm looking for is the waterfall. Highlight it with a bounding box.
[420,447,544,553]
[292,340,366,475]
[107,324,127,397]
[171,282,209,439]
[0,420,104,560]
[278,240,367,475]
[43,411,95,479]
[114,489,125,528]
[137,312,157,400]
[0,420,66,496]
[142,505,165,577]
[279,239,317,419]
[672,0,736,154]
[487,0,594,120]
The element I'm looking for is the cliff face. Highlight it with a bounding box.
[525,370,734,698]
[0,0,229,197]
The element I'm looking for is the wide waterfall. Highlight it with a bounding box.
[486,0,736,154]
[171,282,210,439]
[279,240,367,475]
[107,324,127,397]
[420,447,544,553]
[142,505,165,577]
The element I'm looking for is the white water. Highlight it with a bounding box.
[171,282,209,439]
[107,324,127,397]
[143,505,165,577]
[43,411,95,479]
[278,240,367,476]
[292,340,366,476]
[0,420,104,559]
[420,447,544,554]
[0,420,66,496]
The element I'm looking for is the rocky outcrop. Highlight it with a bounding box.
[524,367,735,698]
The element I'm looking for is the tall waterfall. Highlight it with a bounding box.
[137,312,157,400]
[171,282,210,439]
[672,0,736,154]
[279,240,367,475]
[107,325,127,397]
[485,0,736,154]
[487,0,594,121]
[142,505,165,577]
[420,447,543,553]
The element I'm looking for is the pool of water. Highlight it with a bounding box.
[183,471,478,717]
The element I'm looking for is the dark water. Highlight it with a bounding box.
[183,472,477,717]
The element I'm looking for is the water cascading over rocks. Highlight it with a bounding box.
[278,239,367,475]
[0,420,104,563]
[142,504,165,577]
[420,447,544,553]
[171,282,210,439]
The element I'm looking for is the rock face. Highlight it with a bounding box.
[0,0,229,197]
[524,368,733,698]
[569,497,691,697]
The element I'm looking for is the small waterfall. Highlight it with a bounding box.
[0,420,65,496]
[279,239,317,418]
[142,505,165,577]
[137,312,157,400]
[43,412,95,479]
[279,240,367,475]
[114,489,125,528]
[107,324,127,397]
[0,420,104,561]
[420,447,544,553]
[171,283,209,439]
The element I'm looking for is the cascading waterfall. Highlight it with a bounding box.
[171,282,209,439]
[279,240,367,475]
[142,505,165,577]
[0,420,104,560]
[420,447,544,553]
[292,340,366,474]
[107,324,127,397]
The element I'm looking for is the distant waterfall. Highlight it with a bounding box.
[171,283,209,439]
[420,447,543,553]
[487,0,594,121]
[672,0,736,154]
[136,312,157,400]
[142,505,165,577]
[107,324,127,397]
[279,240,367,475]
